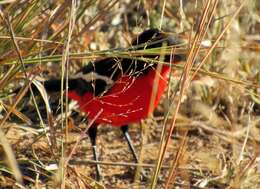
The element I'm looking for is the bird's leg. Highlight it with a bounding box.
[88,125,102,181]
[121,125,150,181]
[121,125,138,163]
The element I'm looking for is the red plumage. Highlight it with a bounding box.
[68,65,172,126]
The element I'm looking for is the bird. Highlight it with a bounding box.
[27,28,186,180]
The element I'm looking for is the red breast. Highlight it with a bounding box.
[68,65,171,126]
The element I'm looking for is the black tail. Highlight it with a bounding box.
[12,78,82,123]
[43,79,66,92]
[43,78,94,96]
[44,78,86,92]
[13,78,79,96]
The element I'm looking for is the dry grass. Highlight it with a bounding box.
[0,0,259,188]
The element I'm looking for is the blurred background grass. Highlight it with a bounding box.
[0,0,259,188]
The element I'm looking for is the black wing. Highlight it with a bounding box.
[44,28,184,96]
